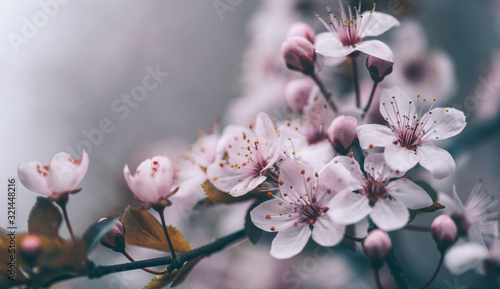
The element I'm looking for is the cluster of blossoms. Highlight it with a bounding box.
[11,2,500,289]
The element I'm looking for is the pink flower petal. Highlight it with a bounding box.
[18,161,51,196]
[444,242,488,275]
[270,224,311,259]
[250,199,297,232]
[364,153,404,180]
[379,87,416,126]
[356,124,395,149]
[416,145,455,179]
[420,107,466,142]
[384,142,419,174]
[315,33,355,58]
[370,198,409,231]
[328,190,371,225]
[386,178,433,210]
[311,214,345,247]
[356,40,394,62]
[359,11,400,38]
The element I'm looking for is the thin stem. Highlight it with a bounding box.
[344,233,365,242]
[155,207,177,261]
[418,253,444,289]
[351,57,361,108]
[404,224,431,232]
[55,196,76,242]
[122,250,167,275]
[310,72,338,112]
[385,251,410,289]
[363,81,379,114]
[375,269,384,289]
[90,229,246,278]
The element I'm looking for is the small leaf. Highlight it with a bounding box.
[202,180,254,204]
[121,206,192,252]
[82,216,119,253]
[420,202,445,213]
[28,197,63,238]
[144,272,178,289]
[245,201,263,245]
[171,256,205,287]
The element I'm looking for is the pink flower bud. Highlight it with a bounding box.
[287,22,315,44]
[282,36,316,75]
[431,215,458,252]
[285,78,315,114]
[362,229,392,269]
[20,235,42,264]
[124,156,178,206]
[99,218,126,252]
[366,55,394,82]
[327,115,358,155]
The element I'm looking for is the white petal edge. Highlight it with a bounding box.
[370,198,409,231]
[356,40,394,62]
[444,242,488,275]
[356,124,395,149]
[312,214,345,247]
[270,224,311,259]
[384,142,418,174]
[416,145,455,179]
[386,178,433,210]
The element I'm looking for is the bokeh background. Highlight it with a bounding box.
[1,0,500,288]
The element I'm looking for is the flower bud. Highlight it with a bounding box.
[282,36,316,75]
[124,156,177,206]
[431,215,458,252]
[327,115,358,155]
[20,235,42,265]
[366,55,393,82]
[362,229,392,269]
[285,78,315,114]
[287,22,315,44]
[99,218,126,252]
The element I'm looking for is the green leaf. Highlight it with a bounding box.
[82,216,119,253]
[28,197,62,238]
[121,206,192,252]
[244,201,263,245]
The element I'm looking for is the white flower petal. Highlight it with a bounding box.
[356,124,395,149]
[384,142,418,174]
[250,199,297,232]
[444,242,489,275]
[312,214,345,247]
[356,40,394,62]
[255,112,278,158]
[18,162,51,196]
[379,87,416,126]
[328,191,371,225]
[364,153,404,180]
[359,11,400,38]
[420,107,466,141]
[370,198,409,231]
[416,145,455,179]
[230,175,268,197]
[315,34,355,58]
[386,178,433,210]
[270,224,311,259]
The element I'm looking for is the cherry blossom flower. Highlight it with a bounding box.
[18,151,89,197]
[328,153,433,231]
[438,181,499,245]
[356,87,466,179]
[278,92,335,170]
[123,156,178,206]
[250,158,347,259]
[315,1,400,62]
[207,112,283,197]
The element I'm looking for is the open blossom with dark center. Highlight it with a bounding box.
[356,87,466,179]
[279,92,335,170]
[315,1,399,62]
[250,158,347,259]
[207,112,283,197]
[18,151,89,197]
[328,153,433,231]
[123,156,178,206]
[438,181,499,245]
